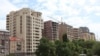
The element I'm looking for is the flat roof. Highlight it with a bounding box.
[0,29,9,32]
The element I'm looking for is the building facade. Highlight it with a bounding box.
[59,23,73,41]
[0,30,10,56]
[79,27,95,41]
[43,20,59,41]
[72,28,81,40]
[89,32,95,41]
[71,27,96,41]
[6,8,43,55]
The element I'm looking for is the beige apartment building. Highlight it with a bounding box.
[6,8,43,55]
[80,33,90,41]
[72,28,81,40]
[79,27,95,41]
[79,27,90,41]
[89,32,95,41]
[58,23,96,41]
[72,27,96,41]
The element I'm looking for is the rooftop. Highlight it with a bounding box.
[0,29,9,32]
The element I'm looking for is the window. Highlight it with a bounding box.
[20,16,22,34]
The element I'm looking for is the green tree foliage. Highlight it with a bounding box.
[55,41,71,56]
[35,38,56,56]
[36,37,99,56]
[92,42,100,56]
[62,34,69,42]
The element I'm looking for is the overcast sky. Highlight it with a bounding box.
[0,0,100,40]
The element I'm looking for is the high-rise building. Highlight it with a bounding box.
[72,28,81,40]
[0,30,10,56]
[80,33,90,41]
[89,32,95,41]
[79,27,89,33]
[71,27,96,41]
[6,8,43,56]
[43,20,59,41]
[79,27,95,41]
[79,27,90,40]
[59,23,73,41]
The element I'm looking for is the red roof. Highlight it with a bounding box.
[9,37,17,41]
[9,37,23,41]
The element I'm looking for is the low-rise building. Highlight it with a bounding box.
[0,30,10,56]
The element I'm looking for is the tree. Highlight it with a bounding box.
[92,42,100,56]
[35,37,97,56]
[62,34,69,42]
[35,38,49,56]
[55,41,71,56]
[48,41,56,56]
[35,38,56,56]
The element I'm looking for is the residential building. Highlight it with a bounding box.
[89,32,95,41]
[6,8,43,56]
[72,28,81,40]
[79,27,96,41]
[80,33,90,41]
[43,21,96,41]
[59,23,73,41]
[0,30,10,56]
[79,27,90,40]
[79,27,89,33]
[43,20,59,41]
[71,27,96,41]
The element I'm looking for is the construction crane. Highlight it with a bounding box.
[47,16,63,24]
[47,16,64,41]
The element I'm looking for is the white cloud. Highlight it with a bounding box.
[75,0,86,6]
[11,0,28,4]
[65,16,91,27]
[95,13,100,16]
[83,3,100,14]
[88,23,100,40]
[0,0,18,19]
[18,4,29,8]
[89,0,97,5]
[36,0,81,17]
[11,0,22,4]
[0,0,18,29]
[0,20,6,29]
[37,0,46,3]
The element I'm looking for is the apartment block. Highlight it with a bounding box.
[80,33,90,41]
[0,30,10,56]
[71,27,96,41]
[43,20,96,41]
[79,27,89,40]
[89,32,95,41]
[79,27,95,41]
[6,8,43,56]
[79,27,89,33]
[59,23,73,41]
[72,28,81,40]
[43,20,59,41]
